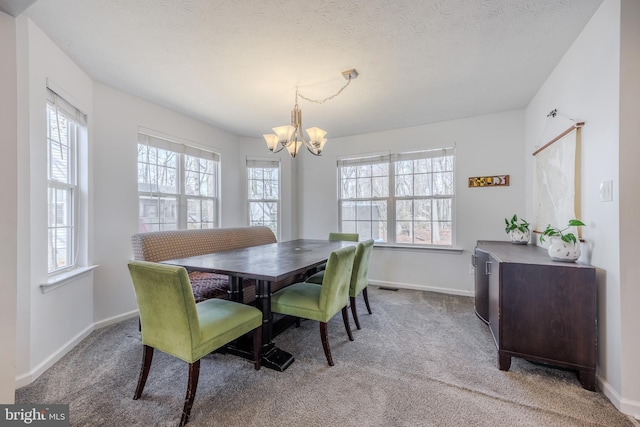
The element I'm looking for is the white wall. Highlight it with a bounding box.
[15,16,95,387]
[92,83,245,323]
[618,0,640,415]
[274,109,526,295]
[0,10,18,403]
[525,0,640,415]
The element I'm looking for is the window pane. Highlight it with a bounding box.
[414,174,431,196]
[356,164,371,178]
[433,221,452,245]
[396,221,412,243]
[138,195,177,232]
[371,176,388,197]
[415,221,432,245]
[415,158,430,174]
[396,200,412,221]
[434,198,452,221]
[395,174,413,196]
[341,178,356,199]
[342,221,356,233]
[356,177,372,198]
[396,160,413,175]
[414,199,431,221]
[341,201,356,221]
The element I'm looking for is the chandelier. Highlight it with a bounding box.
[263,69,358,158]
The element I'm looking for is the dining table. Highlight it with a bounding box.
[161,238,357,371]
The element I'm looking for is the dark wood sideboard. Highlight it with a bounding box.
[472,240,597,391]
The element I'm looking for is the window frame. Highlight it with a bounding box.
[137,132,220,232]
[337,148,456,247]
[246,158,281,239]
[46,88,86,275]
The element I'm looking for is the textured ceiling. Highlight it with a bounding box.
[22,0,603,139]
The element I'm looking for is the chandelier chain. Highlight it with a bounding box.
[296,77,352,105]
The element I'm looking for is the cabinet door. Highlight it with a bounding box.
[473,248,490,323]
[499,263,596,367]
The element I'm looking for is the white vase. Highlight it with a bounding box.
[509,229,531,245]
[547,237,580,262]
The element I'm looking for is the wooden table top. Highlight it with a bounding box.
[161,239,357,282]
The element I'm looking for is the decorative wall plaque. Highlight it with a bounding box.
[468,175,510,187]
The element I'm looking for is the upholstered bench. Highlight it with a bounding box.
[131,226,277,304]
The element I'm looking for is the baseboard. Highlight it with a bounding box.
[93,309,139,330]
[15,310,139,389]
[369,279,474,297]
[15,324,94,389]
[598,375,640,421]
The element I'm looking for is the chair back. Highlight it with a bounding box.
[128,261,200,361]
[328,232,359,242]
[319,246,356,317]
[350,239,374,297]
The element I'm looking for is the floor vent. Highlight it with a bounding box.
[379,287,400,291]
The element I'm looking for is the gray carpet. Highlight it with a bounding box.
[16,288,635,426]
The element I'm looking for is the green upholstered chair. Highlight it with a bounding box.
[127,261,263,427]
[315,232,359,272]
[306,239,375,330]
[271,246,356,366]
[328,232,359,242]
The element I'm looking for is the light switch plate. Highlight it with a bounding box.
[599,180,613,202]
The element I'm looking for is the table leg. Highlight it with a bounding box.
[227,276,243,303]
[255,279,294,371]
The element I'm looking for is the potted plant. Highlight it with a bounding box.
[540,219,586,262]
[504,214,531,244]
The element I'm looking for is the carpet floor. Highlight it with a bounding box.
[15,288,636,426]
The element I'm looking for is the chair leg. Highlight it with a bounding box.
[253,325,262,370]
[342,306,354,341]
[319,322,334,366]
[180,360,200,427]
[133,345,154,400]
[362,287,373,314]
[350,296,361,330]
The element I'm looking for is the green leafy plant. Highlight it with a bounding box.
[504,214,530,234]
[540,219,586,244]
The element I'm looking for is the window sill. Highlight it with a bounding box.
[40,265,99,294]
[373,244,464,254]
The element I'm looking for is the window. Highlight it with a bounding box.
[338,148,455,246]
[247,159,280,237]
[47,88,86,273]
[137,133,219,231]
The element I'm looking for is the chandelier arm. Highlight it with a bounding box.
[304,141,322,156]
[271,143,287,154]
[296,77,352,105]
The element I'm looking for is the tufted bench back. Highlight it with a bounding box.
[131,226,277,262]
